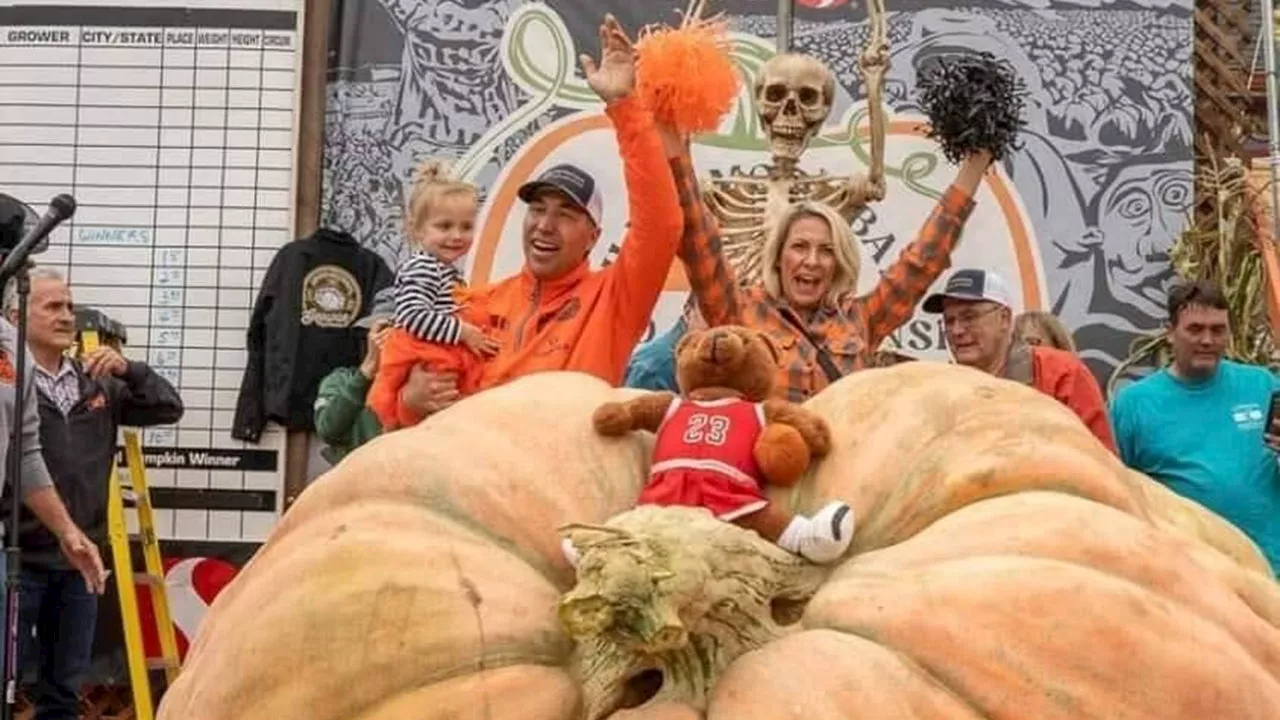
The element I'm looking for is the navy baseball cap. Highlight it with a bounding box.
[922,269,1013,313]
[517,164,603,227]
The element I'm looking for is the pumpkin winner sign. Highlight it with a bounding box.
[461,5,1045,362]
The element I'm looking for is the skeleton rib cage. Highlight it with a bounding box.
[697,0,889,289]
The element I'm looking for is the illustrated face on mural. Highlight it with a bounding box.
[374,0,523,243]
[1090,164,1194,320]
[754,53,835,164]
[382,0,522,146]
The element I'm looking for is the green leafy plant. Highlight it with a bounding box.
[1107,155,1280,396]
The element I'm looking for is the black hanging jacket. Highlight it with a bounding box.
[4,360,184,570]
[232,228,392,442]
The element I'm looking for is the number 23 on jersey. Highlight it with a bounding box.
[682,413,731,446]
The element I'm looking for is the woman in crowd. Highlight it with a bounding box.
[1014,310,1077,352]
[668,134,993,402]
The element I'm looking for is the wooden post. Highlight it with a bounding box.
[285,0,332,511]
[1192,0,1262,215]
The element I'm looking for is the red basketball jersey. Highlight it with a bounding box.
[650,397,766,487]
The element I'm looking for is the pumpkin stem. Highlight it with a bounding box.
[558,505,827,716]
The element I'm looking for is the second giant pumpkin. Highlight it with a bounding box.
[157,364,1280,719]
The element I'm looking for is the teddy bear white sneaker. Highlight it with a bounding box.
[796,501,854,564]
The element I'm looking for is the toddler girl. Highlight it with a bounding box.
[366,160,498,429]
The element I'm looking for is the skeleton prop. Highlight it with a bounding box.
[700,0,889,288]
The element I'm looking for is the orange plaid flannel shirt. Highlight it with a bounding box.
[672,158,976,401]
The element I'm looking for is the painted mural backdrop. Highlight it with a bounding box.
[321,0,1193,386]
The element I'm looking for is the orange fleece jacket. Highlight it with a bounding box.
[470,94,684,390]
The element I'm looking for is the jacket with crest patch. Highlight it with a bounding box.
[232,228,392,442]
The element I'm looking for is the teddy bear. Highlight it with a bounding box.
[583,324,854,565]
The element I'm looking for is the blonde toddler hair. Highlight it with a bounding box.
[404,158,479,247]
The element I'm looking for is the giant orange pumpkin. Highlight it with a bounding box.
[156,364,1280,719]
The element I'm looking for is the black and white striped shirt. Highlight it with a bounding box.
[393,252,464,344]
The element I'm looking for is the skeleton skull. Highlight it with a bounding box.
[754,53,835,165]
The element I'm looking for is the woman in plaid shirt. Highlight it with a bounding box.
[668,128,992,402]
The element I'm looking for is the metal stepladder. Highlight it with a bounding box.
[77,309,180,720]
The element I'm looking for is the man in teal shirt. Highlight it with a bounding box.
[1111,280,1280,575]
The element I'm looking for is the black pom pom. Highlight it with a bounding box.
[916,52,1028,164]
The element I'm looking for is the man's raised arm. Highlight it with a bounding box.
[600,94,683,335]
[583,15,684,340]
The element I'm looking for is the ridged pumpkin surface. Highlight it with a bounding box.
[157,365,1280,719]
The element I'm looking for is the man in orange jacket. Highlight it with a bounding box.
[923,268,1118,454]
[402,15,685,416]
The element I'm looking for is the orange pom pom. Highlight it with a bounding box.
[635,18,740,133]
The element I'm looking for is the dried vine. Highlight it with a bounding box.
[557,505,827,718]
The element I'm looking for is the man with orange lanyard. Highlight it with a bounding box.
[923,268,1117,453]
[401,15,685,416]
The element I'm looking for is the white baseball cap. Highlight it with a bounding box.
[922,269,1013,313]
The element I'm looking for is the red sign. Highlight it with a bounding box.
[136,556,239,660]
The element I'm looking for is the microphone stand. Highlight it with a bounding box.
[0,260,30,720]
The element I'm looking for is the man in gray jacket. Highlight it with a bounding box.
[0,311,106,718]
[0,317,104,588]
[0,198,101,588]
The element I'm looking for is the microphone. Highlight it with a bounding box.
[0,194,73,280]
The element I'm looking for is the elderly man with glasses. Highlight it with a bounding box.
[922,269,1116,454]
